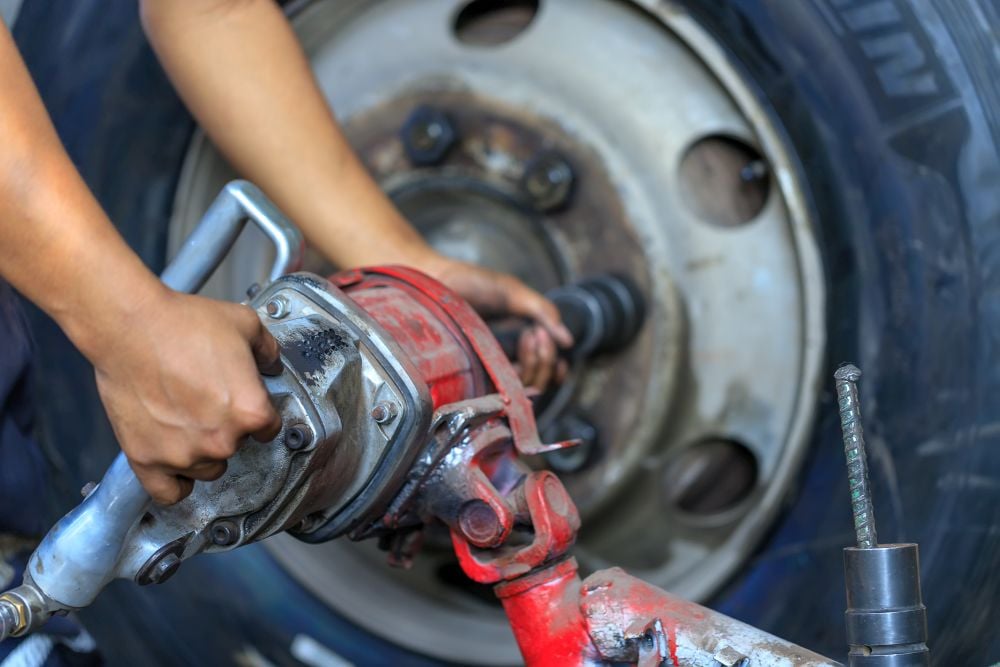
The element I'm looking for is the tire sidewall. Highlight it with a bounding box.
[677,1,1000,662]
[14,0,1000,664]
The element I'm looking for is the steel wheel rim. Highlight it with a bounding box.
[168,1,826,663]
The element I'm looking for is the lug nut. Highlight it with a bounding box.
[371,401,399,425]
[521,150,574,212]
[542,413,598,473]
[210,520,240,547]
[400,105,457,166]
[284,425,312,451]
[265,295,289,319]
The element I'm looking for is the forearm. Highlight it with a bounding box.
[0,23,166,359]
[140,0,436,269]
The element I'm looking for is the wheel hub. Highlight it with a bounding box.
[395,177,565,292]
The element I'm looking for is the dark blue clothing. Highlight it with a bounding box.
[0,280,48,537]
[0,281,100,666]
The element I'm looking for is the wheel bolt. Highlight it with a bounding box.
[401,105,457,166]
[521,150,575,212]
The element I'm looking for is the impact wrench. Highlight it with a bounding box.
[0,182,927,666]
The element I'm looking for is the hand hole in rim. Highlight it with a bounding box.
[662,437,759,516]
[453,0,540,47]
[678,135,771,227]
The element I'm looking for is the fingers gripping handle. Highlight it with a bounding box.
[0,182,302,640]
[160,180,304,293]
[93,181,302,554]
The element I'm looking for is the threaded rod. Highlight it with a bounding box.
[834,364,878,548]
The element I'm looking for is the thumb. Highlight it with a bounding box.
[236,305,283,376]
[502,277,573,348]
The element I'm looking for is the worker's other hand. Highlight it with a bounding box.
[91,291,282,505]
[419,255,573,391]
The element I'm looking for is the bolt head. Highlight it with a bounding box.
[370,401,399,425]
[284,425,312,451]
[210,521,239,547]
[150,553,181,585]
[458,500,505,547]
[265,296,289,319]
[834,363,862,382]
[401,105,457,166]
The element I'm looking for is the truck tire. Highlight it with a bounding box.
[13,0,999,665]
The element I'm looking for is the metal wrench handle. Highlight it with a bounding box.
[161,180,303,293]
[0,181,303,638]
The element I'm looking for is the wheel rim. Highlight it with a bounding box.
[169,1,826,663]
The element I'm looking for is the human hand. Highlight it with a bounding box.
[89,290,282,505]
[419,255,573,391]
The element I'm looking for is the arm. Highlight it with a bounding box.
[0,22,280,504]
[139,0,571,389]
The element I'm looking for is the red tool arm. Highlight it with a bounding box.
[449,472,838,667]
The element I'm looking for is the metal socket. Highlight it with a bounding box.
[844,544,929,666]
